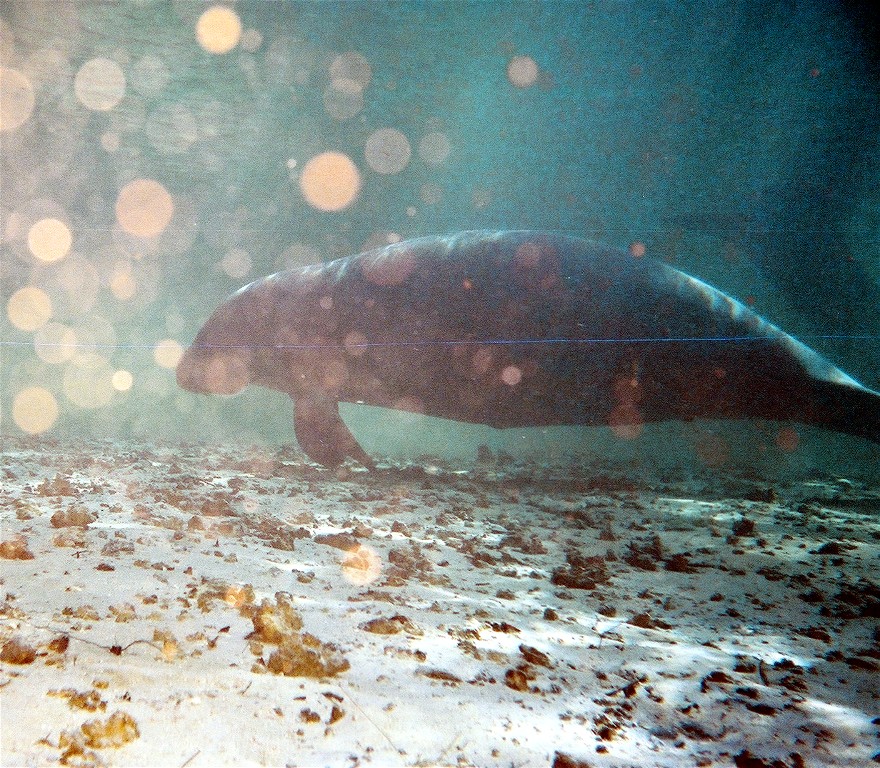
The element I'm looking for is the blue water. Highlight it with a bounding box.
[1,0,877,473]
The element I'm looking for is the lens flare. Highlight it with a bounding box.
[116,179,174,238]
[507,55,539,88]
[112,369,134,392]
[341,544,382,586]
[418,132,450,165]
[196,5,242,54]
[63,353,115,409]
[34,322,77,364]
[13,387,59,434]
[365,128,411,175]
[0,67,36,131]
[7,286,52,331]
[28,218,72,263]
[154,339,184,369]
[75,58,126,111]
[299,151,361,212]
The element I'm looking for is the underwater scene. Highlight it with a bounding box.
[1,1,878,766]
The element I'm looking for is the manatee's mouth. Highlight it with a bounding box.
[176,345,251,395]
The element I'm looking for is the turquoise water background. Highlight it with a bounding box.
[2,0,878,471]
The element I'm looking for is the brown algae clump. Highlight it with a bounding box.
[245,593,349,678]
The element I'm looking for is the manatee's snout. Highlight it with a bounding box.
[176,344,252,395]
[178,290,259,396]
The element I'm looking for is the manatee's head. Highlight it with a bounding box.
[176,299,254,396]
[178,264,357,400]
[177,278,282,396]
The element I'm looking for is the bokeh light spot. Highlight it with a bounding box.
[472,347,493,376]
[34,322,77,364]
[420,183,443,205]
[221,248,252,279]
[7,286,52,331]
[145,102,198,154]
[0,67,36,131]
[75,57,126,111]
[365,128,411,174]
[776,426,800,452]
[198,353,251,395]
[501,365,522,386]
[362,249,416,286]
[101,131,120,152]
[507,55,539,88]
[63,353,115,409]
[28,217,72,263]
[196,5,242,54]
[341,544,382,586]
[361,231,402,251]
[629,241,647,258]
[110,263,137,300]
[116,178,174,238]
[343,331,368,357]
[240,28,263,53]
[329,52,371,92]
[112,369,134,392]
[418,132,451,165]
[154,339,184,369]
[323,82,365,120]
[13,387,59,434]
[299,151,361,212]
[131,54,170,97]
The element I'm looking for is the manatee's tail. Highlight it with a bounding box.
[808,379,880,445]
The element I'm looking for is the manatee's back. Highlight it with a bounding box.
[308,230,880,440]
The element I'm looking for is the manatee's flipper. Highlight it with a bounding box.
[293,396,376,470]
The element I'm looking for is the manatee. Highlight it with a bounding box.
[176,230,880,467]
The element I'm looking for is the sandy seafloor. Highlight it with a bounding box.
[1,436,878,768]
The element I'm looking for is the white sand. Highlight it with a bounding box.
[1,437,877,767]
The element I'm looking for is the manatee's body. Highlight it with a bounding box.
[176,230,880,467]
